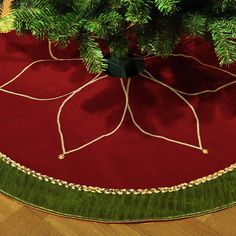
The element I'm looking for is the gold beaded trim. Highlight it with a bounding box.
[1,152,236,195]
[0,15,14,33]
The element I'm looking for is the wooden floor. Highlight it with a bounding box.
[1,1,236,235]
[1,194,236,236]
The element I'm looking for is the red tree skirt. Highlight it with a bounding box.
[0,31,236,191]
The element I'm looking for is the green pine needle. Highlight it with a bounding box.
[79,36,108,73]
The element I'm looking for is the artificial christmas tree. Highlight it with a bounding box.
[6,0,236,75]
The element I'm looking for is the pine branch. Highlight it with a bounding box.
[47,13,84,46]
[209,18,236,65]
[79,36,108,73]
[122,0,152,24]
[14,8,52,36]
[108,33,129,57]
[73,0,101,16]
[221,0,236,12]
[10,0,236,73]
[182,14,207,36]
[84,10,123,38]
[140,31,180,55]
[155,0,181,15]
[138,17,181,55]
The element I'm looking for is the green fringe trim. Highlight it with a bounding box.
[1,158,236,222]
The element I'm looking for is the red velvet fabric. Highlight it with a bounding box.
[0,31,236,189]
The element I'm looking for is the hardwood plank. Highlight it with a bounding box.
[129,218,220,236]
[44,215,141,236]
[203,207,236,236]
[26,206,49,220]
[0,194,23,223]
[196,214,212,223]
[0,206,63,236]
